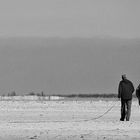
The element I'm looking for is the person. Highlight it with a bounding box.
[118,74,134,121]
[136,84,140,105]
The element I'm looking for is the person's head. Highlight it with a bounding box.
[122,74,127,80]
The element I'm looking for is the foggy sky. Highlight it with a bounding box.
[0,0,140,38]
[0,1,140,95]
[0,38,140,95]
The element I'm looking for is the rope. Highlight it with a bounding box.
[8,101,117,123]
[81,101,117,122]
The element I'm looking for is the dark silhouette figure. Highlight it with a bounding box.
[136,84,140,105]
[118,74,134,121]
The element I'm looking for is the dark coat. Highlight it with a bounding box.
[136,85,140,105]
[118,79,134,100]
[136,85,140,99]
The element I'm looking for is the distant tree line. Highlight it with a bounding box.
[55,93,118,98]
[27,91,45,96]
[8,91,16,96]
[55,93,137,98]
[4,91,45,97]
[2,92,137,98]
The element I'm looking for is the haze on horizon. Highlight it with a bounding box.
[0,38,140,95]
[0,1,140,95]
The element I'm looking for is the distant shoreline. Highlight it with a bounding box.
[1,93,137,98]
[51,93,137,98]
[0,93,137,100]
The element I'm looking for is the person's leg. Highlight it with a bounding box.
[120,99,126,121]
[126,99,132,121]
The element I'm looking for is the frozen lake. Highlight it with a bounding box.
[0,97,140,140]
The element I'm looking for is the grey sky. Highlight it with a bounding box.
[0,38,140,95]
[0,1,140,95]
[0,0,140,38]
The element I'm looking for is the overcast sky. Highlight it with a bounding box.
[0,0,140,38]
[0,38,140,95]
[0,1,140,95]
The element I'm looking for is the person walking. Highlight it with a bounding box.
[118,74,134,121]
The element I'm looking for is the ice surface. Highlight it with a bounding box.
[0,97,140,140]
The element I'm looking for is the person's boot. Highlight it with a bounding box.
[120,118,124,121]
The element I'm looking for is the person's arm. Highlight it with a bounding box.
[136,85,140,98]
[136,89,139,98]
[136,86,140,105]
[131,82,135,94]
[118,82,122,98]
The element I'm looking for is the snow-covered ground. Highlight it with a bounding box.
[0,97,140,140]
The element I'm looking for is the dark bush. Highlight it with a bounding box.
[8,91,16,96]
